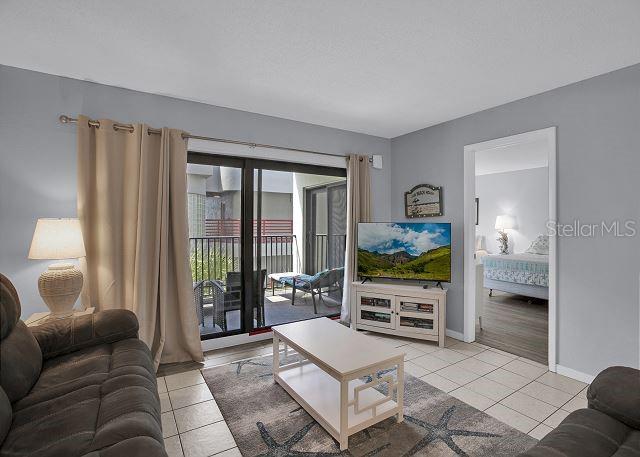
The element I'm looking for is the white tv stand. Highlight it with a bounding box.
[351,282,447,347]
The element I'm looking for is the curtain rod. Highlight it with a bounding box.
[58,114,352,160]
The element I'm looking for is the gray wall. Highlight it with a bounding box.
[390,64,640,376]
[0,65,391,318]
[476,167,549,254]
[256,192,293,220]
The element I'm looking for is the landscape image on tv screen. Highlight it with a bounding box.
[357,222,451,282]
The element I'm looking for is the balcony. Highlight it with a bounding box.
[190,232,344,337]
[190,235,294,283]
[187,162,348,338]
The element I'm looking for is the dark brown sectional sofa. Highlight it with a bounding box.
[520,366,640,457]
[0,273,167,456]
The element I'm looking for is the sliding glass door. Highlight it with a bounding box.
[305,181,347,275]
[187,152,346,339]
[187,158,244,338]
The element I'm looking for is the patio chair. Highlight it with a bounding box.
[211,269,267,331]
[283,267,344,314]
[194,280,205,327]
[194,279,216,328]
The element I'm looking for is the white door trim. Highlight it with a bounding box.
[463,127,557,372]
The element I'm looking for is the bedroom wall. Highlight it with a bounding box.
[476,167,549,254]
[390,63,640,377]
[0,64,391,318]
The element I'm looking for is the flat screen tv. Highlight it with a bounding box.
[357,222,451,282]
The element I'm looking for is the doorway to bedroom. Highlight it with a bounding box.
[464,128,556,368]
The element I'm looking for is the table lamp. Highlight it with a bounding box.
[495,214,516,254]
[28,218,86,316]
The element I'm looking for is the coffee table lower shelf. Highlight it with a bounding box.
[275,361,401,450]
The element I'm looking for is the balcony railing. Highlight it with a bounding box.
[190,235,295,283]
[310,234,347,275]
[190,233,346,283]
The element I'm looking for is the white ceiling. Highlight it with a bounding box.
[475,138,548,176]
[1,1,639,138]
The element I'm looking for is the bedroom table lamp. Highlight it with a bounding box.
[28,218,86,316]
[495,214,516,254]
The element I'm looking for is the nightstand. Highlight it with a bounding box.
[24,307,95,327]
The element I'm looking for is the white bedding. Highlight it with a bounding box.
[484,252,548,264]
[482,253,548,287]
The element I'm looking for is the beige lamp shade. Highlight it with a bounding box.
[29,218,86,260]
[29,218,86,316]
[495,214,516,231]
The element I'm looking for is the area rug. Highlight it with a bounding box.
[202,354,537,456]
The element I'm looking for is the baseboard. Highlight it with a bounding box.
[556,364,596,384]
[446,329,465,341]
[201,331,272,352]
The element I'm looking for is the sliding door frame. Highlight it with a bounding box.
[242,166,256,335]
[188,151,346,341]
[303,181,348,274]
[188,153,248,340]
[304,185,323,275]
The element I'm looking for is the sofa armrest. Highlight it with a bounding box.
[30,309,139,359]
[587,366,640,429]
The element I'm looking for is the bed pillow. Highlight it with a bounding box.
[526,235,549,255]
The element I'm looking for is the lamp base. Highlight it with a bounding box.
[496,231,509,255]
[38,263,83,316]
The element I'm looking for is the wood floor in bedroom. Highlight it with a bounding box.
[475,289,548,364]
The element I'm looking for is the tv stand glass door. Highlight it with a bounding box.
[395,297,438,335]
[356,292,394,329]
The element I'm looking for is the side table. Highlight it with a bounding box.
[24,307,95,327]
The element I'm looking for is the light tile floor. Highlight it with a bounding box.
[159,369,239,457]
[157,333,589,455]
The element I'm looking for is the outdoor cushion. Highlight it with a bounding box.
[280,267,344,289]
[280,273,317,288]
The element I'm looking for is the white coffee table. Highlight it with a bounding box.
[272,317,405,450]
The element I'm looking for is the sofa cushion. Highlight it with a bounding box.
[616,431,640,457]
[0,321,42,403]
[519,408,639,457]
[0,338,164,457]
[31,309,139,360]
[0,276,43,403]
[0,388,10,444]
[0,278,20,340]
[588,366,640,430]
[81,437,169,457]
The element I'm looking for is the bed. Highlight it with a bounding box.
[481,252,549,300]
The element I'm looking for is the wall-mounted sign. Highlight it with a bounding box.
[404,184,443,218]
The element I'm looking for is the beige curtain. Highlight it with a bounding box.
[77,115,203,368]
[341,154,371,324]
